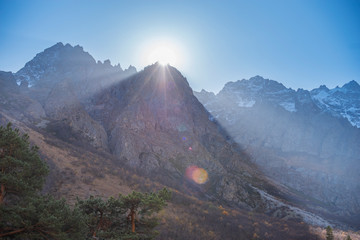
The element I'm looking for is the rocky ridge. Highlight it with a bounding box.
[195,76,360,228]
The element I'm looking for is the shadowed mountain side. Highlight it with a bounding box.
[0,71,46,123]
[10,43,137,149]
[195,76,360,229]
[16,42,136,106]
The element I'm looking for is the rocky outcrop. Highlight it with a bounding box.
[43,80,108,150]
[0,71,46,122]
[0,71,18,92]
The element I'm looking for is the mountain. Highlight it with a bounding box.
[0,43,356,238]
[4,43,280,211]
[86,62,265,207]
[15,42,136,102]
[195,76,360,228]
[311,80,360,128]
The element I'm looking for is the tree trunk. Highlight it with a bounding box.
[93,211,103,238]
[0,184,5,205]
[0,228,26,238]
[131,209,135,233]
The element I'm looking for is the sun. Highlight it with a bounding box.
[148,46,176,66]
[142,39,183,67]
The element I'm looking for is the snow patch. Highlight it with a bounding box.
[279,101,297,112]
[312,91,329,105]
[237,99,255,107]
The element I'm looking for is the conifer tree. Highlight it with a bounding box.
[0,123,48,204]
[121,187,171,239]
[0,195,86,239]
[77,188,171,240]
[345,235,352,240]
[326,226,334,240]
[0,123,86,239]
[76,195,126,239]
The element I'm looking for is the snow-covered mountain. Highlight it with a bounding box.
[311,80,360,128]
[217,76,298,111]
[195,76,360,228]
[201,76,360,128]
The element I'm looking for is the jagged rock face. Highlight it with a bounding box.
[15,42,136,103]
[0,71,46,122]
[89,64,268,209]
[44,80,109,149]
[9,43,137,149]
[311,81,360,128]
[195,76,360,224]
[0,71,18,92]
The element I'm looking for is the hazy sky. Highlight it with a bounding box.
[1,0,359,93]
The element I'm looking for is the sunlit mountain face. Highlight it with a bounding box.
[1,43,359,239]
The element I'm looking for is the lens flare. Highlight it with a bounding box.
[185,165,208,184]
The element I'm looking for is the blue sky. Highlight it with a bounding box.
[0,0,359,93]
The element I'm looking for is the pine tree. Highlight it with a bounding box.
[0,195,86,239]
[326,226,334,240]
[0,123,86,239]
[76,195,126,239]
[0,123,48,204]
[77,188,171,240]
[345,235,352,240]
[121,187,171,239]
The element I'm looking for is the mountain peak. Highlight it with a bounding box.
[249,75,266,81]
[14,43,138,89]
[342,80,360,91]
[15,43,97,87]
[318,85,329,91]
[140,63,190,92]
[227,76,288,94]
[53,42,64,48]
